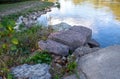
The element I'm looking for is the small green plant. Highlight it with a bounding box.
[0,1,54,78]
[0,18,53,78]
[66,55,77,73]
[67,61,77,72]
[0,18,18,54]
[7,72,14,79]
[54,74,61,79]
[24,51,52,64]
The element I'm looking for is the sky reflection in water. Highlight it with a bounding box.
[37,0,120,47]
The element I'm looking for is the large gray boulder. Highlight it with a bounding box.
[63,74,78,79]
[78,45,120,79]
[38,40,69,56]
[69,26,92,39]
[11,64,51,79]
[63,70,87,79]
[48,26,92,50]
[73,46,100,57]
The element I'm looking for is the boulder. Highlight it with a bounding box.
[88,39,100,47]
[52,22,71,31]
[63,74,78,79]
[11,64,51,79]
[69,26,92,39]
[73,46,100,57]
[78,45,120,79]
[0,77,2,79]
[38,40,69,56]
[63,70,87,79]
[49,26,92,50]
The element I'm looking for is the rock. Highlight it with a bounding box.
[88,39,100,47]
[52,55,67,66]
[38,40,69,56]
[54,56,61,61]
[63,70,87,79]
[49,26,92,50]
[22,17,32,27]
[54,56,67,66]
[52,22,71,31]
[73,46,100,57]
[78,45,120,79]
[45,8,51,12]
[11,64,51,79]
[56,63,62,68]
[62,56,67,61]
[22,17,28,24]
[16,8,52,28]
[69,26,92,40]
[0,77,2,79]
[63,74,78,79]
[32,15,37,20]
[84,43,90,47]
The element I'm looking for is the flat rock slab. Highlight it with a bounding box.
[78,45,120,79]
[49,26,92,50]
[11,64,51,79]
[69,26,92,39]
[73,46,100,57]
[38,40,69,56]
[88,39,100,47]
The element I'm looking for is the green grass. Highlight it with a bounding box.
[23,50,52,64]
[0,0,53,20]
[0,18,54,78]
[0,0,53,13]
[0,1,54,78]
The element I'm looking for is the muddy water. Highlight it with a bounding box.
[37,0,120,47]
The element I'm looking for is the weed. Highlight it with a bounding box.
[7,72,14,79]
[23,50,52,64]
[66,55,77,73]
[0,1,54,78]
[66,61,77,73]
[0,18,53,78]
[54,74,61,79]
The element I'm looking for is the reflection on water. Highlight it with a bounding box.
[37,0,120,47]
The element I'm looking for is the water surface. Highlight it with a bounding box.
[37,0,120,47]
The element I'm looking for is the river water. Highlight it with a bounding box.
[37,0,120,47]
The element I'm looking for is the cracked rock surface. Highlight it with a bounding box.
[78,45,120,79]
[11,64,51,79]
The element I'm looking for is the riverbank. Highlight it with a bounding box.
[1,0,120,79]
[0,1,54,78]
[0,1,53,20]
